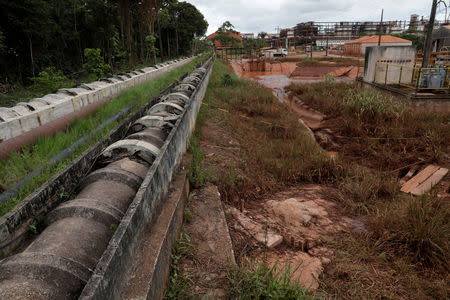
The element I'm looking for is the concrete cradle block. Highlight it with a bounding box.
[0,120,17,141]
[15,113,41,132]
[35,107,53,125]
[51,100,76,120]
[142,66,156,73]
[10,105,32,116]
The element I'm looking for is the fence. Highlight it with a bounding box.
[374,62,450,91]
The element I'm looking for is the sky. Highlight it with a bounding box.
[185,0,449,35]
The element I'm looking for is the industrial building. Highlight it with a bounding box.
[344,35,413,56]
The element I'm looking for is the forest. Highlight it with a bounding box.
[0,0,208,95]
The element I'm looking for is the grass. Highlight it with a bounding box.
[370,192,449,271]
[187,86,212,188]
[192,59,449,298]
[0,53,210,217]
[287,80,449,297]
[288,81,449,170]
[199,59,342,205]
[227,263,318,300]
[164,232,195,300]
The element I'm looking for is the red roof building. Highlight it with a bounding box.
[344,35,412,55]
[206,31,243,48]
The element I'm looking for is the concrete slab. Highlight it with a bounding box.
[177,185,236,298]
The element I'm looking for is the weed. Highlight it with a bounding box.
[336,166,397,214]
[372,192,449,270]
[221,73,235,86]
[30,67,72,93]
[343,89,407,124]
[183,195,194,223]
[29,221,37,234]
[187,135,211,188]
[164,232,195,299]
[109,223,117,233]
[227,262,318,299]
[323,74,335,83]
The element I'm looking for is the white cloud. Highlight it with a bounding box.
[185,0,443,35]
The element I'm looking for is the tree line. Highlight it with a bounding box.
[0,0,208,85]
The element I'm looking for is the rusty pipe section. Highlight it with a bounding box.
[0,65,208,299]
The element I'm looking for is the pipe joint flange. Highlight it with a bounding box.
[127,131,165,148]
[131,116,174,133]
[147,102,183,115]
[46,198,125,228]
[80,167,145,192]
[181,76,201,86]
[101,139,161,164]
[172,83,196,96]
[164,92,190,104]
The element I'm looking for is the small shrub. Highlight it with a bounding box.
[183,195,194,223]
[343,89,407,123]
[30,67,69,93]
[323,74,335,83]
[227,262,317,299]
[221,73,235,86]
[373,192,449,270]
[164,233,194,299]
[83,48,111,79]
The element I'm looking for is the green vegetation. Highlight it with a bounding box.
[0,0,208,104]
[227,263,317,300]
[211,21,242,47]
[286,56,361,67]
[393,30,425,50]
[187,87,212,188]
[83,48,111,80]
[30,67,73,94]
[288,80,449,297]
[164,232,195,300]
[0,54,209,217]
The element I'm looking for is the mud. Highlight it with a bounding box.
[229,58,358,92]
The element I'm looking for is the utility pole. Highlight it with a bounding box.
[378,9,384,46]
[422,0,438,67]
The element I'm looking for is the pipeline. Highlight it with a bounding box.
[0,57,195,159]
[0,103,135,205]
[0,60,211,299]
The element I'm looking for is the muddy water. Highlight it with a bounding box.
[229,59,341,90]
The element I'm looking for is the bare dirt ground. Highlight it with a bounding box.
[226,185,367,290]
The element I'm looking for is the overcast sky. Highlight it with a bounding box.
[185,0,448,35]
